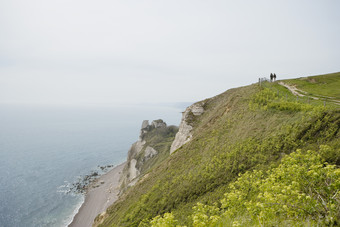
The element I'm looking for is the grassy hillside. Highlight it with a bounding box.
[96,73,340,227]
[137,124,179,174]
[285,72,340,101]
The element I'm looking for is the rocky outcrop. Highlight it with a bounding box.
[170,102,205,154]
[141,120,149,130]
[128,159,139,180]
[140,119,167,140]
[144,146,158,161]
[151,119,167,129]
[127,140,145,160]
[140,120,150,140]
[120,119,176,188]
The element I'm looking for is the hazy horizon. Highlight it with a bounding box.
[1,0,339,106]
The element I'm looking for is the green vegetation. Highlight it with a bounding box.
[285,72,340,100]
[151,148,340,226]
[119,123,178,192]
[137,125,178,173]
[97,74,340,227]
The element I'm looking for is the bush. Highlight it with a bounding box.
[149,148,340,226]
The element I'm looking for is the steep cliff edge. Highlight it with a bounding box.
[97,72,340,227]
[170,102,205,154]
[120,119,178,189]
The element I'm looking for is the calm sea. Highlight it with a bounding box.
[0,104,183,227]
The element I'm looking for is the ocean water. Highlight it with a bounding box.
[0,104,183,227]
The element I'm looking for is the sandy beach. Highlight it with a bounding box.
[69,162,126,227]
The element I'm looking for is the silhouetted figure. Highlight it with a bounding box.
[273,73,277,81]
[270,73,273,82]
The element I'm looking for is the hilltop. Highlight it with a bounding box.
[95,72,340,226]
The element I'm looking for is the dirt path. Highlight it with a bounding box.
[278,82,340,105]
[278,82,309,97]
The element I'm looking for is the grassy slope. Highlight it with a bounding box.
[285,72,340,99]
[137,125,178,174]
[98,75,340,227]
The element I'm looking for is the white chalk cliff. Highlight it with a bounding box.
[120,119,169,188]
[170,102,204,154]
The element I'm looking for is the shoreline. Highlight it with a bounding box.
[64,196,84,227]
[68,162,126,227]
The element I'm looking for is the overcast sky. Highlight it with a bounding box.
[1,0,339,106]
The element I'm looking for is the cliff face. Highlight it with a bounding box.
[98,73,340,227]
[120,119,178,188]
[170,102,205,154]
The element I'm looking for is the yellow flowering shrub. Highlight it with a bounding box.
[149,147,339,226]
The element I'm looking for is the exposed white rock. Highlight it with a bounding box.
[127,140,146,160]
[122,139,146,186]
[151,119,167,128]
[121,119,171,188]
[191,105,204,116]
[170,102,204,154]
[144,146,158,160]
[141,120,149,129]
[128,159,139,180]
[170,120,192,154]
[139,120,150,140]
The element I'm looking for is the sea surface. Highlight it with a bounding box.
[0,103,184,227]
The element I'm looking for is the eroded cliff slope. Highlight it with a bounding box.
[97,72,340,227]
[120,119,178,189]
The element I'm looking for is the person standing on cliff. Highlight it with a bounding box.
[270,73,273,82]
[273,73,277,81]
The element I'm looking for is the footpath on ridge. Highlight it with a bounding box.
[278,81,340,106]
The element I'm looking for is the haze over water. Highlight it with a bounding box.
[0,104,182,227]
